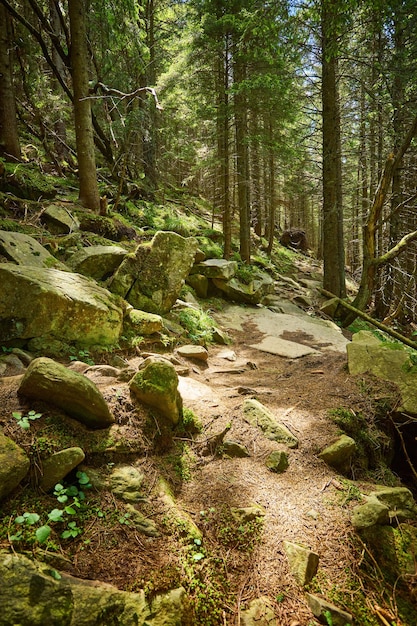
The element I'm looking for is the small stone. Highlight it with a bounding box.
[318,434,356,473]
[177,345,209,362]
[221,440,250,458]
[266,450,289,473]
[110,466,145,503]
[283,541,319,586]
[306,593,352,625]
[40,447,86,492]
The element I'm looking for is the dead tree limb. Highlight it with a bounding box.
[320,288,417,351]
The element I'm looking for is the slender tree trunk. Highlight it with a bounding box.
[68,0,100,211]
[321,0,346,298]
[49,0,69,165]
[0,4,21,160]
[234,52,250,263]
[216,35,231,259]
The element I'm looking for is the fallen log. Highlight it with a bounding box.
[320,288,417,351]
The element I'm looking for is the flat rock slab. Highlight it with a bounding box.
[215,306,348,358]
[249,336,317,358]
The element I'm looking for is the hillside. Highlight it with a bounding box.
[0,166,416,626]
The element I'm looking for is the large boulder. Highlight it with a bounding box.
[0,433,30,501]
[18,357,114,429]
[0,230,65,268]
[108,231,198,314]
[213,270,274,305]
[190,258,238,280]
[0,264,123,346]
[68,245,128,280]
[347,331,417,414]
[40,204,80,234]
[0,551,188,626]
[129,357,183,425]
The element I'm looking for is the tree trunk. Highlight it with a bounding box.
[216,34,231,259]
[68,0,100,211]
[341,112,417,326]
[0,3,21,160]
[49,0,69,165]
[234,52,250,263]
[321,0,346,298]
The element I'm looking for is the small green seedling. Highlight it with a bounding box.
[12,410,42,430]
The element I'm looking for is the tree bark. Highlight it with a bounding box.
[234,52,251,263]
[68,0,100,211]
[341,113,417,326]
[321,0,346,298]
[0,3,21,160]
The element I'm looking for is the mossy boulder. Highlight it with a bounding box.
[242,399,298,448]
[129,357,183,425]
[318,434,357,473]
[68,244,128,280]
[18,357,114,429]
[0,551,188,626]
[347,331,417,415]
[0,433,30,501]
[109,231,198,314]
[0,230,65,268]
[0,264,123,346]
[40,447,86,491]
[40,204,80,234]
[123,308,163,336]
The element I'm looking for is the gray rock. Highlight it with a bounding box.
[283,540,319,586]
[68,244,127,280]
[242,399,298,448]
[129,357,183,425]
[0,551,187,626]
[371,486,417,522]
[18,357,114,429]
[191,258,238,279]
[0,433,30,501]
[40,447,86,491]
[40,204,80,234]
[109,231,198,315]
[318,435,356,473]
[306,593,353,625]
[240,596,278,625]
[266,450,289,473]
[0,264,123,346]
[177,345,208,361]
[158,477,202,541]
[110,465,145,503]
[0,230,65,268]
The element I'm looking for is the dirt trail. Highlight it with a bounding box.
[0,270,378,625]
[176,311,364,624]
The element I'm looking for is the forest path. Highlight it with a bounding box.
[175,293,364,624]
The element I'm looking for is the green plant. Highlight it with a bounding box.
[10,471,92,546]
[180,407,203,435]
[69,349,94,365]
[12,410,42,430]
[177,308,215,345]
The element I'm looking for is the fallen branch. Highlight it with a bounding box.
[320,289,417,351]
